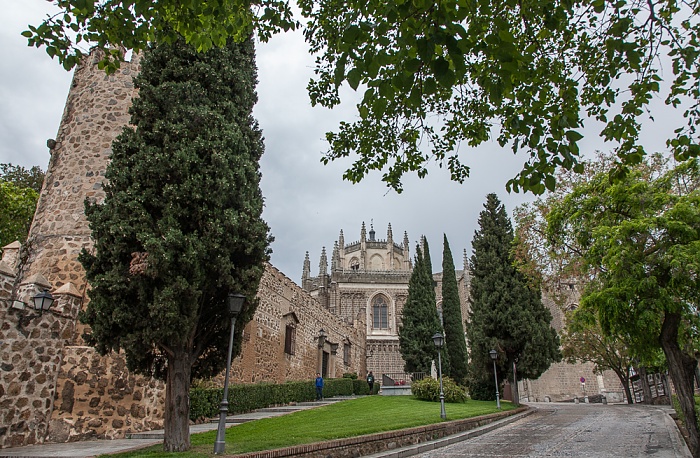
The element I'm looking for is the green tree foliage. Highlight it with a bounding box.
[0,164,45,193]
[23,0,297,73]
[512,153,671,406]
[79,36,271,452]
[467,193,560,401]
[441,235,469,385]
[547,159,700,456]
[29,1,700,193]
[560,308,635,404]
[399,243,442,374]
[0,163,45,246]
[0,181,39,247]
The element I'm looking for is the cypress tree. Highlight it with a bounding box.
[399,244,442,374]
[466,193,560,402]
[441,234,469,384]
[79,37,271,451]
[423,236,450,375]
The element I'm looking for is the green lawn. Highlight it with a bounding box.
[107,396,513,457]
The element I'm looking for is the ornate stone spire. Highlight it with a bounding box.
[302,251,311,282]
[403,231,411,270]
[369,220,375,241]
[463,249,469,272]
[361,222,366,242]
[387,223,393,242]
[332,242,340,271]
[339,229,345,248]
[319,247,328,275]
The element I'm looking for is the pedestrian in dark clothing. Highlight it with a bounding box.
[367,371,375,394]
[315,373,324,400]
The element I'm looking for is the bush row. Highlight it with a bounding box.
[190,377,377,421]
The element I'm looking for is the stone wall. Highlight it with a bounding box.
[233,265,366,383]
[48,348,165,442]
[21,50,139,294]
[0,278,82,448]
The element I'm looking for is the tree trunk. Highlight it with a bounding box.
[612,368,634,404]
[164,351,193,452]
[659,311,700,458]
[512,360,520,406]
[638,366,653,404]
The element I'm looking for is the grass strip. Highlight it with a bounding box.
[107,396,513,457]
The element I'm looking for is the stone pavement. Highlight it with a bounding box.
[0,399,343,458]
[371,402,692,458]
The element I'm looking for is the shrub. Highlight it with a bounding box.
[467,376,497,401]
[411,376,467,403]
[343,372,358,379]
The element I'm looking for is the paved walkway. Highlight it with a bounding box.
[0,399,343,457]
[373,402,692,458]
[0,401,691,458]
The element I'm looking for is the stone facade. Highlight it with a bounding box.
[304,224,471,378]
[233,264,366,383]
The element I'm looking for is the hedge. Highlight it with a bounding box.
[190,377,367,421]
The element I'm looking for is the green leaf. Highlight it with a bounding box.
[347,68,361,91]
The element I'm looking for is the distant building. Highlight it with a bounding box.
[302,222,471,378]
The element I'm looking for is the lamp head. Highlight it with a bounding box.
[432,332,444,348]
[32,290,55,312]
[489,349,498,360]
[227,293,246,315]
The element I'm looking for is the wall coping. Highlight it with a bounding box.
[0,261,15,276]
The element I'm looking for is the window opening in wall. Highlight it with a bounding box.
[372,295,389,329]
[344,343,351,365]
[284,324,296,355]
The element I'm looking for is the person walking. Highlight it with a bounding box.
[367,371,375,394]
[315,373,324,400]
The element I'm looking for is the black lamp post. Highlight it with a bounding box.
[489,349,501,410]
[432,332,447,420]
[214,293,246,455]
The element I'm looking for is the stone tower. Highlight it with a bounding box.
[0,50,165,448]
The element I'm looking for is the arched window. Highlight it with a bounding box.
[372,295,389,329]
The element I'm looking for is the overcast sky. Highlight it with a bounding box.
[0,2,680,283]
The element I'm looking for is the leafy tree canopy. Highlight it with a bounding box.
[0,163,45,193]
[26,0,700,194]
[546,158,700,455]
[0,181,39,247]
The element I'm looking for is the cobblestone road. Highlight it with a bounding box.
[414,403,691,457]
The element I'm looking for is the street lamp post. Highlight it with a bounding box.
[432,332,447,420]
[489,349,501,410]
[214,293,246,455]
